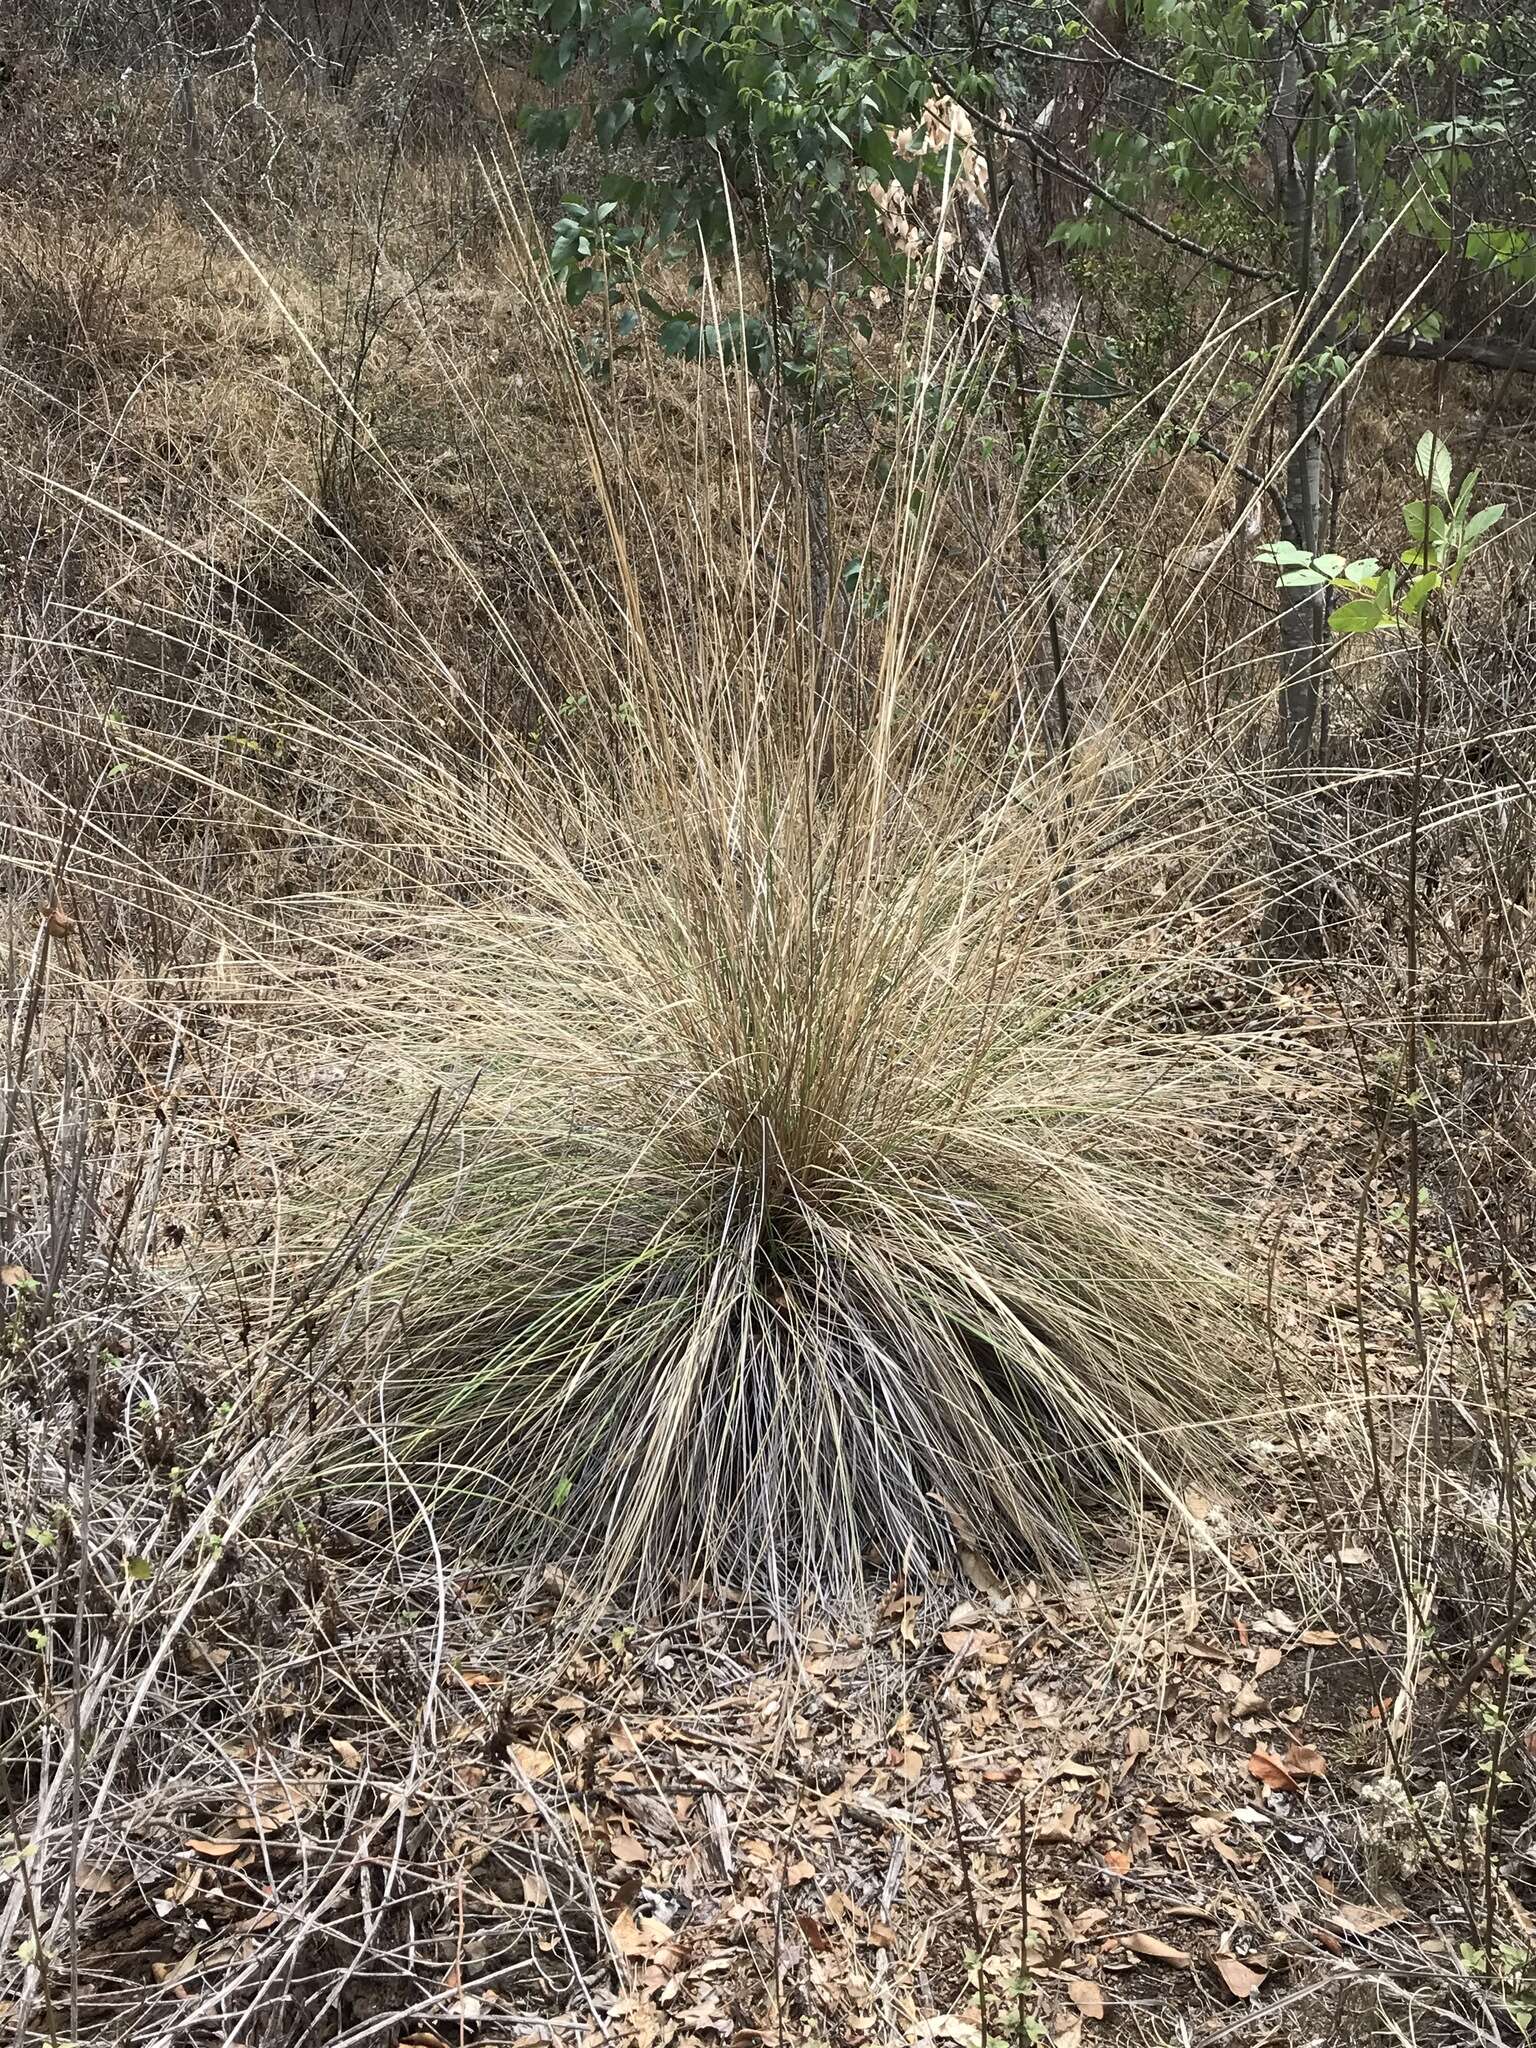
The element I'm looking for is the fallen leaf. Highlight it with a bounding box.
[329,1737,363,1770]
[1127,1932,1190,1967]
[610,1907,672,1959]
[1067,1977,1105,2020]
[1281,1741,1326,1779]
[1335,1902,1405,1935]
[184,1837,245,1858]
[959,1548,1006,1594]
[1254,1646,1284,1678]
[510,1744,554,1780]
[1249,1748,1293,1791]
[1212,1956,1267,2000]
[797,1912,833,1954]
[610,1831,649,1867]
[1036,1804,1078,1843]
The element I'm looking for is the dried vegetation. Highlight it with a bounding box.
[1,17,1535,2046]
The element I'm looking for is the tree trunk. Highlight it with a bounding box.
[1037,0,1129,240]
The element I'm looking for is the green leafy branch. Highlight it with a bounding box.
[1257,431,1505,637]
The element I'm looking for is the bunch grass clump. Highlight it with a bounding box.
[291,362,1254,1612]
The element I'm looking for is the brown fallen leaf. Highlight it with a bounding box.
[610,1831,649,1867]
[797,1912,833,1954]
[1335,1902,1406,1935]
[1067,1977,1105,2020]
[1127,1931,1191,1967]
[1281,1741,1326,1779]
[1211,1955,1267,2000]
[184,1837,245,1858]
[959,1547,1006,1593]
[1036,1803,1079,1844]
[1248,1741,1324,1791]
[610,1907,673,1959]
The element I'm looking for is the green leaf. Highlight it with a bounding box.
[1402,499,1448,544]
[1329,598,1388,634]
[1462,503,1505,543]
[520,106,579,155]
[1414,429,1453,499]
[656,315,702,357]
[1401,571,1441,616]
[123,1555,153,1584]
[1255,538,1315,566]
[595,96,636,148]
[1277,568,1331,588]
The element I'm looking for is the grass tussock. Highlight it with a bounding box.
[244,316,1262,1615]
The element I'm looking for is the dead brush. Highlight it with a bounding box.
[0,901,607,2047]
[0,210,146,390]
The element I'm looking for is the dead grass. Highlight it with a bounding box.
[1,43,1535,2046]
